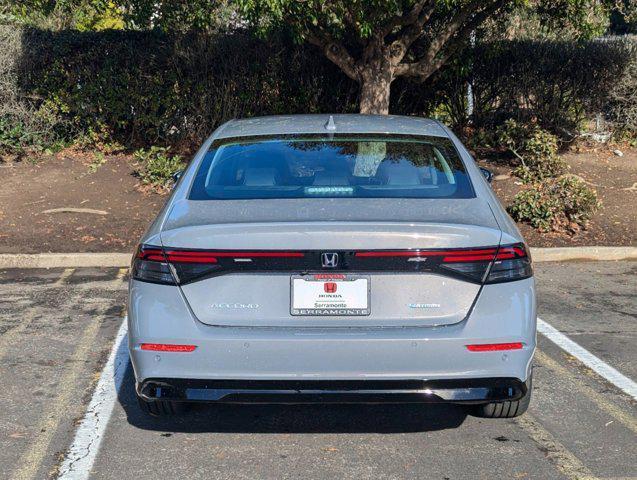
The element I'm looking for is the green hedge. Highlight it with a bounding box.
[15,28,359,149]
[393,37,637,135]
[2,25,636,152]
[469,39,636,134]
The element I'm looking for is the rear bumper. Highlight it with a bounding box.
[136,377,527,405]
[128,277,536,386]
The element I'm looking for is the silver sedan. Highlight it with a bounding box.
[128,114,536,418]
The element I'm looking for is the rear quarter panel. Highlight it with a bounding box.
[439,123,525,244]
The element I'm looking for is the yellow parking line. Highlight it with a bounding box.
[107,268,128,290]
[53,268,75,286]
[536,350,637,435]
[115,267,128,281]
[517,413,599,480]
[9,307,106,480]
[0,308,40,361]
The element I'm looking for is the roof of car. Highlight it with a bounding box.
[214,114,448,140]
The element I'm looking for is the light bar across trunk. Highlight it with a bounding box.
[131,243,531,286]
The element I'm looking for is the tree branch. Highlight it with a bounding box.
[306,30,360,81]
[378,0,433,39]
[423,0,483,58]
[341,2,367,46]
[388,0,437,64]
[280,6,360,82]
[395,0,507,80]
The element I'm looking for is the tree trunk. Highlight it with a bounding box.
[359,77,391,115]
[358,59,393,115]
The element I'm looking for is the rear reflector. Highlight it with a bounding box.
[466,342,524,352]
[140,343,197,352]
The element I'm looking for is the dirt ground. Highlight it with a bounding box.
[0,145,635,253]
[480,145,637,248]
[0,151,163,253]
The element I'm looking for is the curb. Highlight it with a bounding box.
[0,247,635,269]
[530,246,637,262]
[0,253,132,269]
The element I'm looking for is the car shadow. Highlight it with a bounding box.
[118,362,469,434]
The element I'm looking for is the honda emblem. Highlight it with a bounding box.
[324,282,337,293]
[321,253,339,268]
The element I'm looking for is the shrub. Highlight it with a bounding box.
[497,120,558,159]
[0,116,31,153]
[557,176,601,227]
[0,27,65,156]
[606,38,637,138]
[508,176,600,232]
[466,39,636,135]
[0,108,65,156]
[394,38,637,134]
[133,146,185,192]
[496,119,567,182]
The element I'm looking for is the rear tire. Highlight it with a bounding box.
[136,394,188,416]
[473,373,532,418]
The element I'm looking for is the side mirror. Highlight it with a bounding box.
[172,170,184,184]
[479,167,494,184]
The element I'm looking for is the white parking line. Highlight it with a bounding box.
[538,318,637,400]
[57,319,128,480]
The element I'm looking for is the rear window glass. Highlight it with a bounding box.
[189,134,474,200]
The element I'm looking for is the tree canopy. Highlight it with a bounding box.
[1,0,123,30]
[236,0,634,113]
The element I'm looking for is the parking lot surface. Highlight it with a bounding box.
[0,261,635,480]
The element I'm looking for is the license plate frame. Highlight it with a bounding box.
[290,274,371,316]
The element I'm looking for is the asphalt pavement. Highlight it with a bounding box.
[0,262,635,480]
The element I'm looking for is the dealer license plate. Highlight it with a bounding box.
[290,274,370,316]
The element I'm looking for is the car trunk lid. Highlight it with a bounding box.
[160,198,501,328]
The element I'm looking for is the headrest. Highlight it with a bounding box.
[378,162,421,185]
[242,168,278,186]
[313,171,349,186]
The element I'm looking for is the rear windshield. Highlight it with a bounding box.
[189,134,474,200]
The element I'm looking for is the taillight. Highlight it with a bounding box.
[353,244,532,284]
[439,243,532,283]
[131,244,223,285]
[130,243,532,285]
[131,245,175,285]
[485,243,533,284]
[437,247,499,283]
[132,245,306,285]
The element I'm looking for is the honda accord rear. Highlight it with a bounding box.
[128,114,536,418]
